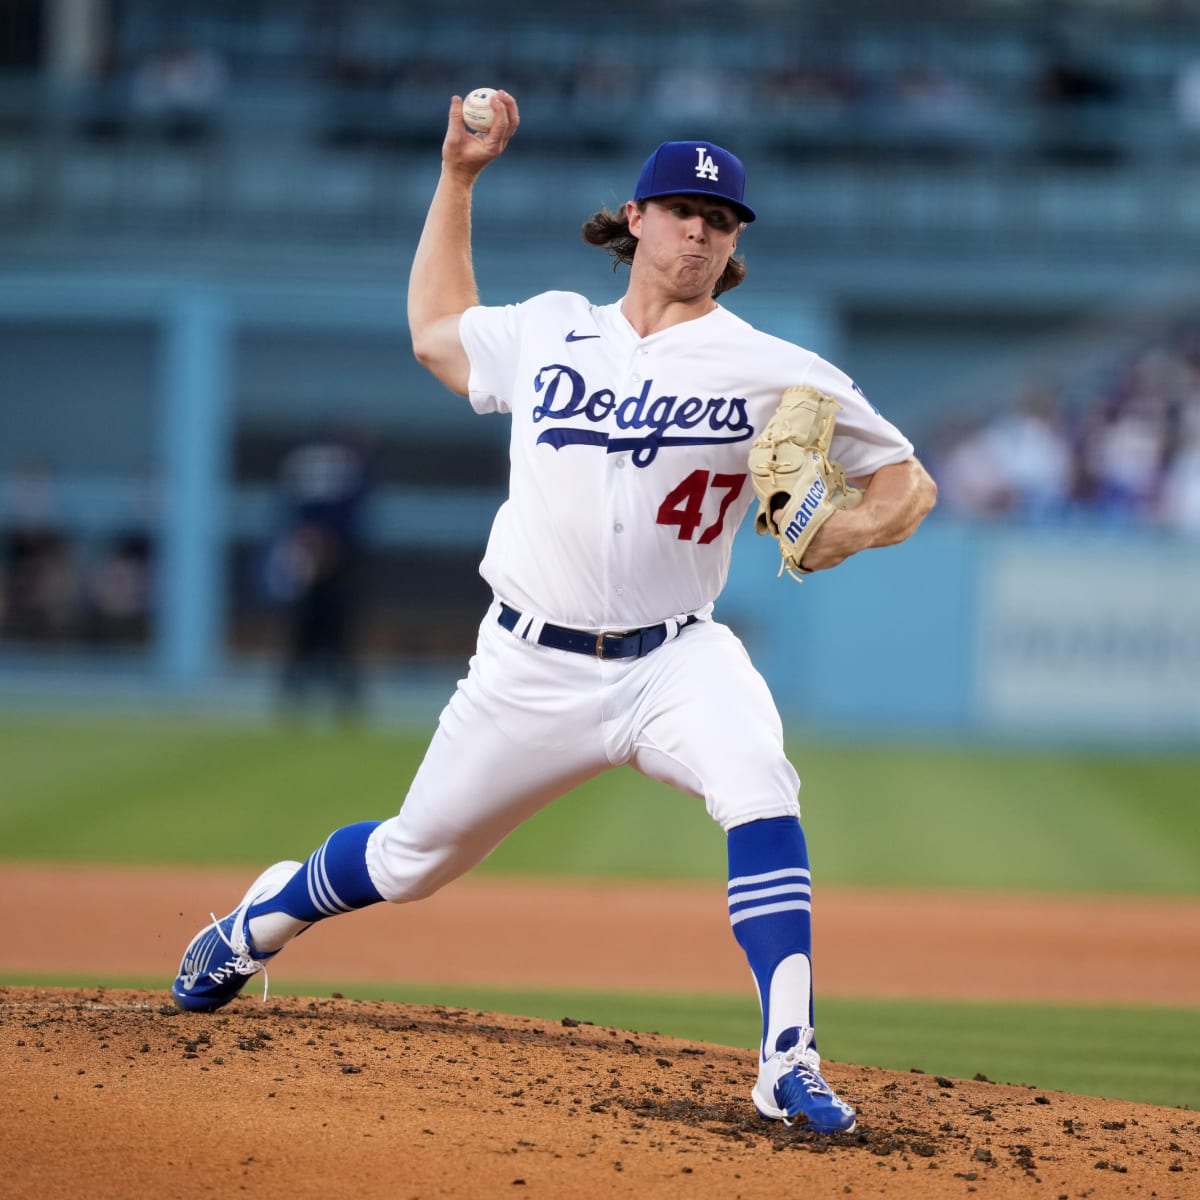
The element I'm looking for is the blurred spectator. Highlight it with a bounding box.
[982,383,1076,521]
[265,427,374,721]
[1075,400,1167,521]
[928,416,1015,518]
[82,470,159,647]
[0,464,82,643]
[1076,346,1184,520]
[931,319,1200,532]
[929,385,1073,522]
[130,41,228,142]
[84,531,154,647]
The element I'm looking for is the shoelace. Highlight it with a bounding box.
[208,911,272,1003]
[780,1044,832,1098]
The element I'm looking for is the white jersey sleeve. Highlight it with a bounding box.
[458,302,523,414]
[797,355,914,479]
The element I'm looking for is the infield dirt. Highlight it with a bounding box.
[1,865,1197,1199]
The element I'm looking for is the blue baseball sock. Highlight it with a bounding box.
[727,815,817,1059]
[246,820,385,953]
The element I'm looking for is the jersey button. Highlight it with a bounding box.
[615,458,626,469]
[614,522,624,533]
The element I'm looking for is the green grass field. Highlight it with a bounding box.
[2,712,1198,1109]
[3,713,1198,892]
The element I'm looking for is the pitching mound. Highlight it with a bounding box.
[2,987,1196,1199]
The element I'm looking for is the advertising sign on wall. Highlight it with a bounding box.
[976,539,1200,738]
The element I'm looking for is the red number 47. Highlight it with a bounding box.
[655,470,745,544]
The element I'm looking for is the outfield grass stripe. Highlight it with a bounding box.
[2,715,1199,893]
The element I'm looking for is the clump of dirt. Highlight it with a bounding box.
[1,986,1196,1199]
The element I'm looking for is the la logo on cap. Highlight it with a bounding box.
[633,140,757,222]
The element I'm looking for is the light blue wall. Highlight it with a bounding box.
[719,518,980,733]
[721,517,1200,746]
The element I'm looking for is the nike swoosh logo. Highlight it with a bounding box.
[565,330,601,342]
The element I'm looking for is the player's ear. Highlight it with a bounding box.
[626,200,643,238]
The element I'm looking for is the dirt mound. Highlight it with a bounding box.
[2,987,1196,1199]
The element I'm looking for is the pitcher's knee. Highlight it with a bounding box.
[705,756,801,831]
[365,815,489,903]
[710,794,801,832]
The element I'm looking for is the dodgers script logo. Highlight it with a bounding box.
[531,364,753,467]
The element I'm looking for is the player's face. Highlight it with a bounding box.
[628,196,742,301]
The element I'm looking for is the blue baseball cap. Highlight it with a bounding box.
[633,140,756,223]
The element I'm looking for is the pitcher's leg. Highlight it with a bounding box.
[728,816,815,1049]
[627,620,799,829]
[367,609,613,899]
[172,616,611,1011]
[365,680,608,902]
[626,621,854,1132]
[728,822,855,1132]
[246,820,385,952]
[728,815,851,1131]
[172,821,387,1013]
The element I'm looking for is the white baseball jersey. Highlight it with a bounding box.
[459,290,913,630]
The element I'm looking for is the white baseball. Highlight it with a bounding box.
[462,87,497,134]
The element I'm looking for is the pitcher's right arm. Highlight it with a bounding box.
[407,90,519,396]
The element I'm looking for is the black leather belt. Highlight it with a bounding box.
[498,603,698,660]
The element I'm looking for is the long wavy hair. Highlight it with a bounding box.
[580,203,747,299]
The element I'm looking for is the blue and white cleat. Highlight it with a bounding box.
[171,860,301,1013]
[752,1026,857,1133]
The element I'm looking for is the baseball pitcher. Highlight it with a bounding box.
[171,89,937,1135]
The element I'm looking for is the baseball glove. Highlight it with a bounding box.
[748,384,863,582]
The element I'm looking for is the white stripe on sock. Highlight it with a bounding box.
[305,854,327,915]
[728,881,812,906]
[307,850,344,917]
[728,867,811,892]
[314,844,353,914]
[728,899,812,927]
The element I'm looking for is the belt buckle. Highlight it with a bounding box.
[594,632,610,660]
